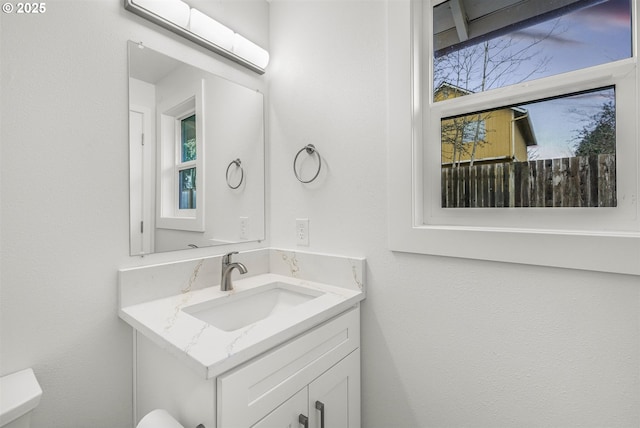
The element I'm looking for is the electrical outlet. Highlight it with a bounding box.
[296,218,309,246]
[240,216,249,240]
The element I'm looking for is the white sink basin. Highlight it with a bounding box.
[183,283,322,332]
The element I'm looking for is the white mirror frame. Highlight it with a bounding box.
[387,0,640,275]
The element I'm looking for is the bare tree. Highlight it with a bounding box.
[436,19,563,167]
[440,112,489,168]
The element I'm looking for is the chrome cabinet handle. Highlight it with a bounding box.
[299,414,308,428]
[315,401,325,428]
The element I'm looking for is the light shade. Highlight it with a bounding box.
[132,0,190,28]
[189,8,234,51]
[125,0,269,74]
[233,33,270,69]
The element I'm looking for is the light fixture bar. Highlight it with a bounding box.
[124,0,267,75]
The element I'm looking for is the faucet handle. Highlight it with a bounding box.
[222,251,239,265]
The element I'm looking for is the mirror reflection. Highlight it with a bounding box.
[128,41,265,255]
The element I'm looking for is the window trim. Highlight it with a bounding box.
[387,0,640,275]
[156,79,205,232]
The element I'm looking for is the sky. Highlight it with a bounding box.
[436,0,632,159]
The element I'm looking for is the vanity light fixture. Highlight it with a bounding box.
[124,0,269,74]
[189,7,234,51]
[132,0,190,27]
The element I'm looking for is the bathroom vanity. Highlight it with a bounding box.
[119,249,365,428]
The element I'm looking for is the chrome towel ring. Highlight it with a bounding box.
[226,158,244,189]
[293,144,322,183]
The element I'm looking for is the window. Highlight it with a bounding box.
[440,87,618,208]
[461,119,485,144]
[387,0,640,274]
[433,0,631,209]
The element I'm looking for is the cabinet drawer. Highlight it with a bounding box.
[217,306,360,428]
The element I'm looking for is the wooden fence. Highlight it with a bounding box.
[441,154,616,208]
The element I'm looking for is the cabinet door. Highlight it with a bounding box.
[252,388,308,428]
[218,308,360,428]
[309,349,360,428]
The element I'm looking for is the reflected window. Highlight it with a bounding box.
[179,167,196,210]
[177,113,197,210]
[158,95,202,228]
[181,114,196,162]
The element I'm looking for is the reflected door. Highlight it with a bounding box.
[129,108,153,255]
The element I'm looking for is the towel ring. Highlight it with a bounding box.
[293,144,322,183]
[226,158,244,189]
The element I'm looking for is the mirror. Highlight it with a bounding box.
[128,41,265,255]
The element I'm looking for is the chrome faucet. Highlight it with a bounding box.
[220,251,247,291]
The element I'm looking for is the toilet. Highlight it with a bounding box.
[0,369,42,428]
[137,409,184,428]
[0,368,185,428]
[137,409,204,428]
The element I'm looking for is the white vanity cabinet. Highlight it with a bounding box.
[135,306,361,428]
[217,307,360,427]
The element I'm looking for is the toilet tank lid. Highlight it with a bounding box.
[0,369,43,426]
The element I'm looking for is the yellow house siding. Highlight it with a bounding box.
[441,109,515,164]
[437,84,534,165]
[513,124,529,161]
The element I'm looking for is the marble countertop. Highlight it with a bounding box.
[119,273,364,379]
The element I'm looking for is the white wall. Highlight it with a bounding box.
[0,1,268,427]
[269,1,640,427]
[1,1,638,427]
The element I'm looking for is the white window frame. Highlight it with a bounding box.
[387,0,640,275]
[156,79,205,232]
